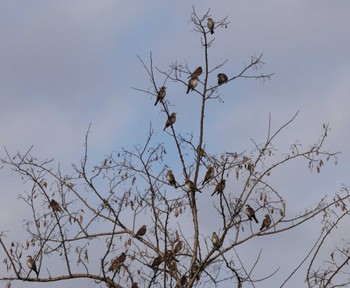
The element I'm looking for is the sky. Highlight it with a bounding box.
[0,1,349,287]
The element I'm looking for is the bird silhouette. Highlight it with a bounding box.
[163,113,177,131]
[245,204,259,223]
[207,18,215,34]
[154,86,166,106]
[260,214,271,231]
[211,179,226,196]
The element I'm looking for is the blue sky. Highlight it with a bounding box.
[0,1,349,287]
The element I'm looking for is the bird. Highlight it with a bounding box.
[108,252,126,272]
[186,77,198,94]
[185,179,201,193]
[217,73,228,85]
[202,166,214,185]
[131,283,139,288]
[211,179,226,196]
[188,66,202,79]
[163,113,177,131]
[166,170,177,187]
[174,240,183,255]
[154,86,166,106]
[207,17,215,34]
[245,204,259,223]
[50,199,62,213]
[151,255,163,270]
[197,145,207,158]
[135,225,147,237]
[26,255,39,277]
[260,214,271,231]
[211,232,219,248]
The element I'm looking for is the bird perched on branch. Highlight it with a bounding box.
[185,179,201,193]
[50,199,62,213]
[154,86,166,106]
[207,17,215,34]
[163,113,177,131]
[202,166,214,185]
[151,255,163,270]
[245,204,259,223]
[211,179,226,196]
[135,225,147,237]
[27,255,39,277]
[217,73,228,85]
[188,66,202,79]
[211,232,220,248]
[108,252,126,272]
[186,77,198,94]
[174,240,183,255]
[166,170,177,187]
[260,214,271,231]
[197,145,207,159]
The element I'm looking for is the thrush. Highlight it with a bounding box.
[163,112,177,131]
[154,86,166,106]
[260,214,271,231]
[108,252,126,272]
[151,255,163,269]
[207,18,215,34]
[188,66,202,79]
[185,179,201,193]
[211,179,226,196]
[202,166,214,185]
[27,255,39,277]
[197,145,207,158]
[245,204,259,223]
[166,170,177,187]
[135,225,147,237]
[50,199,62,213]
[186,77,198,94]
[174,240,183,255]
[211,232,219,248]
[217,73,228,85]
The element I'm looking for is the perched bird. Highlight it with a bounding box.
[108,252,126,272]
[27,255,39,277]
[211,232,219,248]
[211,179,226,196]
[180,275,187,286]
[197,145,207,158]
[131,283,139,288]
[260,214,271,231]
[174,240,183,255]
[50,199,62,213]
[163,113,177,131]
[245,204,259,223]
[154,86,166,106]
[202,166,214,185]
[186,77,198,94]
[217,73,228,85]
[207,17,215,34]
[151,255,163,269]
[185,179,201,193]
[166,170,177,187]
[188,66,202,79]
[135,225,147,237]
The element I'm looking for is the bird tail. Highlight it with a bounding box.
[154,99,159,106]
[186,87,190,94]
[254,217,259,224]
[211,30,214,34]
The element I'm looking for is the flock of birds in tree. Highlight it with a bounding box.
[24,17,272,286]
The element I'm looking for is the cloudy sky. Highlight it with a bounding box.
[0,1,349,287]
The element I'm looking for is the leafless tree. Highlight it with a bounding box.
[0,8,348,288]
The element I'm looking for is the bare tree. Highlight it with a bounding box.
[0,8,348,288]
